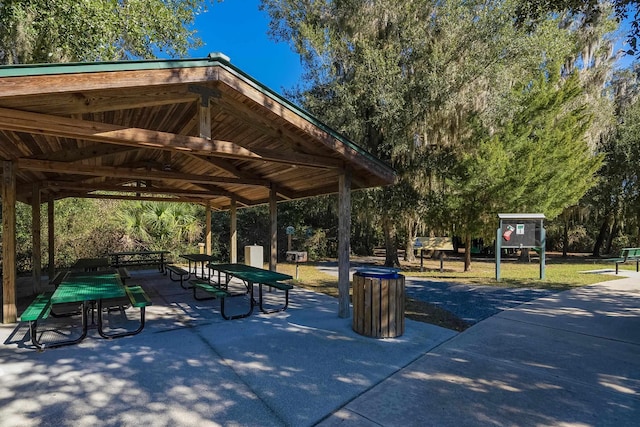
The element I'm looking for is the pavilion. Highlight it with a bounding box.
[0,53,395,324]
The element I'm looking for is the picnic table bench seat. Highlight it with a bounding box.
[189,279,254,320]
[21,292,87,350]
[49,271,67,288]
[20,292,53,323]
[126,285,152,307]
[117,267,131,285]
[605,247,640,274]
[191,280,230,300]
[166,264,191,289]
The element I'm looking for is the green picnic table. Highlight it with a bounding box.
[109,250,169,273]
[71,257,110,272]
[21,271,151,350]
[180,253,218,280]
[207,263,294,317]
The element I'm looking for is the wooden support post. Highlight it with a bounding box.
[31,183,42,294]
[190,84,217,141]
[2,161,17,323]
[205,202,212,256]
[338,170,351,318]
[199,103,211,139]
[269,186,277,271]
[48,198,55,281]
[230,198,237,263]
[199,93,213,257]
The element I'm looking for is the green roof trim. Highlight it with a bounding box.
[0,56,219,77]
[0,53,395,178]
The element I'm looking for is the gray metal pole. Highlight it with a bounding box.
[540,227,546,280]
[496,227,501,282]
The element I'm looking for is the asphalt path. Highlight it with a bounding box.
[404,278,555,324]
[316,261,556,324]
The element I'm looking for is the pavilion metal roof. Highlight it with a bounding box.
[0,53,395,209]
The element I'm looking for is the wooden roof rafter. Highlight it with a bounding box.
[0,55,395,211]
[17,158,269,187]
[27,142,140,163]
[0,107,343,169]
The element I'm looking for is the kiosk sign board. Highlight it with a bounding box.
[496,213,546,281]
[500,219,543,248]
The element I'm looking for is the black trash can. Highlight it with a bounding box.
[352,268,405,338]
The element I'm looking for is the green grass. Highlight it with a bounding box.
[271,257,626,331]
[275,256,625,295]
[276,263,343,297]
[403,260,622,290]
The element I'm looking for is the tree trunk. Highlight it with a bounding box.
[405,238,416,262]
[404,219,417,262]
[383,214,400,267]
[606,216,618,254]
[562,217,569,257]
[592,214,610,256]
[464,233,472,272]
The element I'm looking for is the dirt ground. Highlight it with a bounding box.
[405,298,470,331]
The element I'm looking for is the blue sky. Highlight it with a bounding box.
[188,1,636,95]
[189,0,303,95]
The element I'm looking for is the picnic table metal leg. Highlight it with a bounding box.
[30,301,89,350]
[188,260,196,277]
[220,282,254,320]
[258,284,290,314]
[192,285,218,301]
[97,299,145,338]
[193,260,206,280]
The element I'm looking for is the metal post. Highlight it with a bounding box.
[540,227,546,280]
[495,227,501,282]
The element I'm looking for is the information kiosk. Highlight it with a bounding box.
[496,213,546,281]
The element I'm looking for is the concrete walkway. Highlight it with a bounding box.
[0,270,456,427]
[320,271,640,426]
[1,269,639,426]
